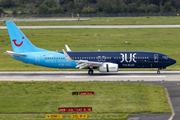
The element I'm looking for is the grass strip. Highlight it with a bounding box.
[0,81,171,114]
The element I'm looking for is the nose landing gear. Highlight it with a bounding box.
[157,67,166,74]
[88,69,93,75]
[157,68,160,74]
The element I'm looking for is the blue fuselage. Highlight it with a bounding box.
[12,51,176,69]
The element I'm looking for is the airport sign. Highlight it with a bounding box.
[76,107,92,112]
[72,92,78,95]
[46,115,62,119]
[58,107,75,112]
[71,114,87,118]
[79,92,94,95]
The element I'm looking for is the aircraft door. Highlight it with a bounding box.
[97,56,101,61]
[102,56,106,61]
[154,54,158,63]
[35,55,40,63]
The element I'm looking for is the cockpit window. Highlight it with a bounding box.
[162,56,169,59]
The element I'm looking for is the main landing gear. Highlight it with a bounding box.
[157,68,160,74]
[88,69,93,75]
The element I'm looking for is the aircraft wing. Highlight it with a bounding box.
[75,60,102,69]
[5,50,26,57]
[62,49,102,69]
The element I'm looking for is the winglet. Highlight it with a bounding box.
[62,49,73,61]
[65,45,71,51]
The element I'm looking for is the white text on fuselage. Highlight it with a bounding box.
[120,53,137,63]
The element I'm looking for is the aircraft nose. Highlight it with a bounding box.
[169,58,176,65]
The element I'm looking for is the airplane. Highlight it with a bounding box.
[5,21,176,75]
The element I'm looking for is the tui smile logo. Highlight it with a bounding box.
[12,37,24,47]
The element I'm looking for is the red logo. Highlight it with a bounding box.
[12,39,23,47]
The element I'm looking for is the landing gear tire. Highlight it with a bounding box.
[157,69,160,74]
[88,69,93,75]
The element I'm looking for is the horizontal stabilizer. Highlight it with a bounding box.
[5,50,26,57]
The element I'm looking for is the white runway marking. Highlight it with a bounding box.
[65,76,166,78]
[0,79,48,81]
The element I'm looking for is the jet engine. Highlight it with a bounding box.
[99,63,118,72]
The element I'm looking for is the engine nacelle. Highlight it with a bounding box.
[99,63,118,72]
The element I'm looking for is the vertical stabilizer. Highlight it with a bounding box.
[6,21,47,53]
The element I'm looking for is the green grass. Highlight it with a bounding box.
[1,17,180,26]
[0,28,179,71]
[0,81,170,119]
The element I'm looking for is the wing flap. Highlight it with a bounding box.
[77,63,89,69]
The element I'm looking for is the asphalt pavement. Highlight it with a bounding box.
[1,25,180,29]
[0,71,179,81]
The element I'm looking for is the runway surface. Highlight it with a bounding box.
[0,71,179,81]
[1,25,180,29]
[0,18,90,22]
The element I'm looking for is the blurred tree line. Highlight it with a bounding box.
[0,0,180,15]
